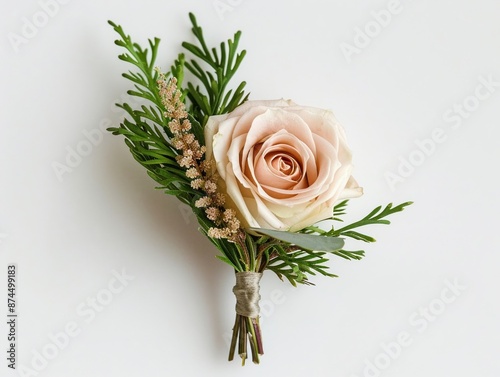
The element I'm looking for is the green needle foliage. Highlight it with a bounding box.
[107,13,248,203]
[267,247,339,287]
[107,20,197,206]
[327,201,413,241]
[182,13,249,125]
[274,200,415,285]
[250,200,411,286]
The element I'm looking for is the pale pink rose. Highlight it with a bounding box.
[205,99,363,232]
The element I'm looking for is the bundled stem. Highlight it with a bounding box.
[229,271,264,364]
[228,315,263,365]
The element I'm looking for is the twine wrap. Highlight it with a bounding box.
[232,272,262,318]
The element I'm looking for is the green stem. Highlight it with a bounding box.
[239,317,247,365]
[247,317,260,364]
[253,317,264,355]
[228,314,240,361]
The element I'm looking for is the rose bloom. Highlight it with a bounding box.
[204,99,363,232]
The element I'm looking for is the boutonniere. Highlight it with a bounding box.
[107,13,411,365]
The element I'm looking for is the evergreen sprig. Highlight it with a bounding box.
[267,247,338,286]
[326,201,413,241]
[265,201,413,285]
[107,21,167,131]
[107,21,187,196]
[182,13,249,125]
[111,103,195,203]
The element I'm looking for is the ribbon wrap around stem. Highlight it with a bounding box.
[232,272,262,318]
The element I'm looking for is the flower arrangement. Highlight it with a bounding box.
[107,13,411,365]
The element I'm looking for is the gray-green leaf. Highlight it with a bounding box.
[248,228,344,252]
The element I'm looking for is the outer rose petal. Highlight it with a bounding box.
[204,99,363,231]
[339,176,364,200]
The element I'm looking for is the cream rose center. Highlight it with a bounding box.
[243,130,316,199]
[268,153,299,177]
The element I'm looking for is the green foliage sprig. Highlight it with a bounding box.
[253,200,413,286]
[182,13,249,125]
[107,21,196,206]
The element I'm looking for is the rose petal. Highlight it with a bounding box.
[241,109,317,162]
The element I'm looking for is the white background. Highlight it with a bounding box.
[1,0,499,376]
